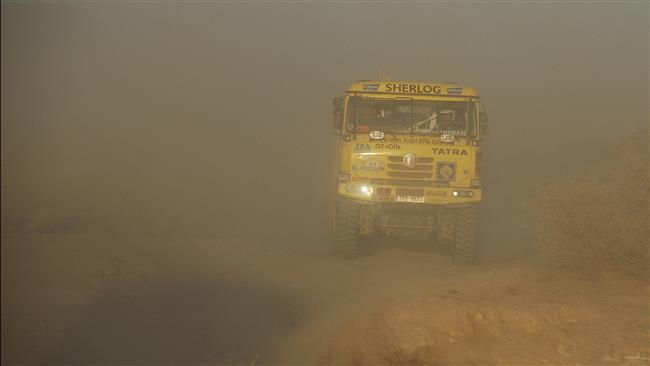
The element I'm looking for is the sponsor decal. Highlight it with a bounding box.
[432,147,468,156]
[354,143,371,151]
[359,136,469,150]
[355,125,370,133]
[374,143,401,150]
[351,136,470,154]
[361,160,383,171]
[436,162,457,181]
[440,129,468,137]
[369,130,384,140]
[401,137,439,144]
[385,83,442,94]
[362,83,380,91]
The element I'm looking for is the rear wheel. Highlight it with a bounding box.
[334,198,360,259]
[452,205,477,264]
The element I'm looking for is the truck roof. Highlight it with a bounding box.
[346,80,478,98]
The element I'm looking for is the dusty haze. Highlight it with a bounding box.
[2,3,649,365]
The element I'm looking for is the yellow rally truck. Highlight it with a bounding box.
[331,80,488,264]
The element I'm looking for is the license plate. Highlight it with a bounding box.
[396,195,425,203]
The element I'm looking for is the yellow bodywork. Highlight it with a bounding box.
[335,80,483,206]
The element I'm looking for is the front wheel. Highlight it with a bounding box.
[451,205,477,264]
[334,198,360,259]
[436,208,455,249]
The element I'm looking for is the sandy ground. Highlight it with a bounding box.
[2,228,649,365]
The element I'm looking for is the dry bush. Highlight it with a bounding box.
[531,138,649,280]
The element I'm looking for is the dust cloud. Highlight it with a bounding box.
[2,3,648,365]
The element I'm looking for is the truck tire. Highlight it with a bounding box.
[335,198,360,259]
[437,229,452,249]
[452,205,477,264]
[436,209,454,249]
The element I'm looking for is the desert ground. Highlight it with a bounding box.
[2,225,648,365]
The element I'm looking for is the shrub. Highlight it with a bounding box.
[531,138,649,280]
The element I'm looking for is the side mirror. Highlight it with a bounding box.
[332,97,344,133]
[479,112,488,140]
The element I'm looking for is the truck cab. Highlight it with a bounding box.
[332,80,488,263]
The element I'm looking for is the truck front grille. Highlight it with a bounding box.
[371,179,449,188]
[385,155,435,181]
[387,171,432,179]
[387,163,432,171]
[387,156,433,164]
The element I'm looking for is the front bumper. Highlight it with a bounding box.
[338,182,481,205]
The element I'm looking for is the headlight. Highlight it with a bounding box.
[452,190,475,198]
[345,183,374,196]
[360,185,373,196]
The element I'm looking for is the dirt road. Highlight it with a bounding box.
[2,230,648,365]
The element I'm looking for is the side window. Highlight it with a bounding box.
[345,96,360,133]
[478,102,488,139]
[332,97,344,131]
[467,102,477,138]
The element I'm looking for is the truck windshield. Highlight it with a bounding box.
[347,97,476,137]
